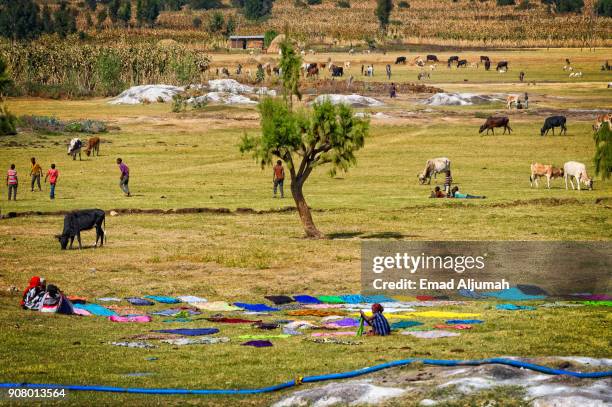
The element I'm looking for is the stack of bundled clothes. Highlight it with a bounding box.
[21,276,74,315]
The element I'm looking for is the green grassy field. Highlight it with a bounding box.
[0,48,611,406]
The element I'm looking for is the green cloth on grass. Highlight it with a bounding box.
[318,295,344,304]
[582,301,612,307]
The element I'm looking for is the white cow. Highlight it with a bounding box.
[418,157,451,185]
[563,161,593,191]
[67,138,82,161]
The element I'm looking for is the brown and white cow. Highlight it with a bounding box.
[418,157,451,185]
[593,113,611,132]
[506,94,520,109]
[530,163,564,189]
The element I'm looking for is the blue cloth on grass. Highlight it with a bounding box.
[151,308,200,317]
[340,295,365,304]
[458,289,487,299]
[144,295,181,304]
[496,304,535,311]
[234,303,279,312]
[126,297,155,306]
[483,287,545,301]
[73,303,117,317]
[390,321,423,330]
[152,328,219,336]
[362,295,396,303]
[446,319,484,324]
[293,295,322,304]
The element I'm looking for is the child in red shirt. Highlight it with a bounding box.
[45,164,59,200]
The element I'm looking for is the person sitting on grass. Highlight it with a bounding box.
[21,276,46,310]
[359,303,391,336]
[449,186,486,199]
[430,186,446,198]
[40,284,74,315]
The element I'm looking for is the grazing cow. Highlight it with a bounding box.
[456,59,468,68]
[56,209,106,250]
[85,136,100,157]
[541,116,567,136]
[417,72,430,80]
[426,54,439,63]
[306,66,319,77]
[563,161,593,191]
[67,138,82,161]
[479,116,512,135]
[331,66,344,77]
[506,94,520,109]
[344,61,351,70]
[415,59,425,67]
[496,61,509,71]
[447,56,459,67]
[418,157,451,185]
[395,56,407,64]
[530,163,564,189]
[569,71,582,78]
[484,60,491,71]
[480,55,490,63]
[593,113,612,132]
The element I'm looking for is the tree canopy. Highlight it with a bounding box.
[375,0,393,31]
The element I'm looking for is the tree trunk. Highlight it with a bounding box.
[291,179,323,239]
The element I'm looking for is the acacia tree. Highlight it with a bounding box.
[239,38,368,238]
[594,122,612,180]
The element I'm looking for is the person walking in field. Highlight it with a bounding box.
[44,164,59,200]
[273,160,285,198]
[30,157,42,192]
[116,158,131,197]
[7,164,18,200]
[389,83,397,98]
[386,64,391,80]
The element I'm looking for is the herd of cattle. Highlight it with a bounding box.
[67,136,100,161]
[418,157,594,192]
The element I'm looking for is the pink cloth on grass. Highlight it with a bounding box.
[108,315,151,323]
[73,308,92,316]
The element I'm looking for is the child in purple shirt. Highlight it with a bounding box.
[116,158,131,197]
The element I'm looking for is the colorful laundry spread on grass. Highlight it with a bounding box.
[264,295,295,305]
[582,301,612,307]
[482,287,546,301]
[73,303,117,317]
[153,328,220,336]
[109,315,152,323]
[293,295,322,304]
[317,295,345,304]
[390,321,424,330]
[161,337,230,346]
[189,301,241,311]
[402,330,461,339]
[434,324,472,330]
[238,334,291,340]
[126,297,155,306]
[241,340,273,347]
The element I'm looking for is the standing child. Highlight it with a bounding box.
[359,303,391,336]
[30,157,42,192]
[44,164,59,200]
[6,164,17,200]
[444,170,453,194]
[272,160,285,198]
[116,158,131,197]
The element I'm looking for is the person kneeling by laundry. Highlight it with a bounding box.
[21,276,46,310]
[449,186,486,199]
[359,303,391,336]
[40,284,74,315]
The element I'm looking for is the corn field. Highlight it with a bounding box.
[153,0,612,48]
[0,38,210,97]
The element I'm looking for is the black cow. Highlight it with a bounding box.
[332,66,344,77]
[541,116,567,136]
[484,60,491,71]
[480,55,490,63]
[496,61,509,71]
[426,54,439,62]
[457,59,468,68]
[56,209,106,250]
[395,56,407,64]
[447,56,459,67]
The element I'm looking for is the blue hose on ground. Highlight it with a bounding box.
[1,358,610,395]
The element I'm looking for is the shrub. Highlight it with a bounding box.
[596,0,612,16]
[96,51,124,96]
[336,0,350,7]
[541,0,584,13]
[208,11,224,32]
[192,16,202,28]
[243,0,274,20]
[594,122,612,180]
[398,1,410,8]
[0,104,16,135]
[497,0,515,4]
[189,0,222,9]
[171,94,187,112]
[516,0,534,9]
[307,0,322,4]
[264,30,278,47]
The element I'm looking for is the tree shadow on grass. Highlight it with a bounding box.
[327,231,419,240]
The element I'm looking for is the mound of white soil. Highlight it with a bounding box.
[314,94,384,107]
[421,92,500,106]
[109,85,183,105]
[188,92,257,105]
